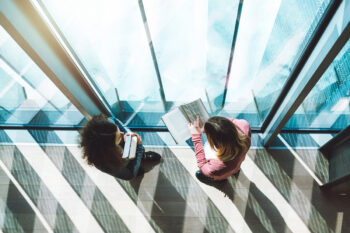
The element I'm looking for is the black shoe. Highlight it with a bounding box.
[195,170,216,183]
[143,151,161,161]
[137,167,145,176]
[195,170,227,183]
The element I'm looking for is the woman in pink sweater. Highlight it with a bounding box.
[188,115,251,182]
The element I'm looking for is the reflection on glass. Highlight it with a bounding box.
[285,41,350,129]
[40,0,238,126]
[225,0,330,126]
[40,0,163,124]
[0,26,85,126]
[37,0,334,128]
[143,0,237,108]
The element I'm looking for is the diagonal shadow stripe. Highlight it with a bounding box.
[117,146,235,233]
[0,166,47,233]
[0,143,77,233]
[0,198,26,233]
[250,148,334,233]
[63,144,155,233]
[205,170,295,233]
[5,181,40,233]
[161,133,317,233]
[45,145,130,233]
[159,139,251,232]
[27,129,130,233]
[244,175,292,233]
[4,130,104,233]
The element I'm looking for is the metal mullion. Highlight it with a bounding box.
[221,0,244,109]
[0,0,110,120]
[262,0,350,146]
[0,54,63,113]
[280,128,341,134]
[138,0,167,110]
[0,124,81,130]
[260,0,342,132]
[1,123,340,135]
[320,125,350,158]
[35,0,118,116]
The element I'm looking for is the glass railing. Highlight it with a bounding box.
[39,0,164,125]
[1,0,337,130]
[224,0,331,127]
[0,26,85,126]
[285,41,350,130]
[40,0,332,128]
[38,0,239,127]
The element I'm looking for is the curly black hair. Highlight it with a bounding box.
[79,114,124,169]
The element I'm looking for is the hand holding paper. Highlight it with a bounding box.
[188,115,204,134]
[124,132,142,145]
[122,133,141,160]
[161,98,209,143]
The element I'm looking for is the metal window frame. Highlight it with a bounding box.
[1,123,341,135]
[260,0,342,132]
[34,0,120,115]
[221,0,244,109]
[320,125,350,158]
[0,0,111,120]
[138,0,167,110]
[262,0,350,146]
[0,0,348,139]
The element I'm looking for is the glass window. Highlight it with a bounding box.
[37,0,333,129]
[40,0,163,125]
[285,41,350,130]
[224,0,331,127]
[0,26,85,126]
[39,0,238,126]
[142,0,238,109]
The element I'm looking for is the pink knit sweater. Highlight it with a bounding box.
[191,118,251,180]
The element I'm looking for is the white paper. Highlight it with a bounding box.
[122,135,131,159]
[180,98,210,123]
[162,107,191,143]
[162,98,210,144]
[128,136,138,159]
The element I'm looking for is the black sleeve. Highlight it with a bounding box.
[113,144,144,180]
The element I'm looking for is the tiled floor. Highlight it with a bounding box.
[0,129,349,233]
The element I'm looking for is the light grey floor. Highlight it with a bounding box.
[0,129,349,233]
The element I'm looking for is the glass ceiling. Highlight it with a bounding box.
[2,0,343,129]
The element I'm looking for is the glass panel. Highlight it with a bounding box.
[285,41,350,130]
[143,0,238,113]
[0,26,85,126]
[40,0,163,126]
[39,0,238,126]
[38,0,335,128]
[224,0,331,127]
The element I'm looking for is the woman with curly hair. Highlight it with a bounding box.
[79,114,160,180]
[188,115,251,182]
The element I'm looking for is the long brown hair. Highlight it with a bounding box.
[79,114,124,169]
[204,116,249,162]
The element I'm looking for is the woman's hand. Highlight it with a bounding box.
[124,132,142,145]
[188,115,204,135]
[118,132,125,145]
